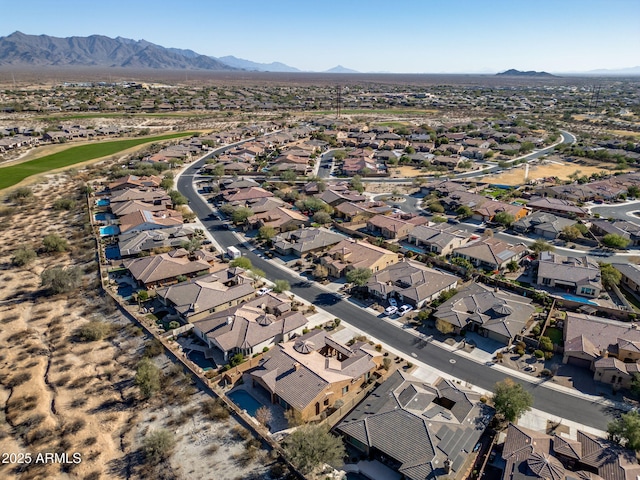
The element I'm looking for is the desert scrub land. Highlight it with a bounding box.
[0,171,275,480]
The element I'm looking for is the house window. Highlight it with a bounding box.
[542,278,551,286]
[324,399,329,406]
[341,386,349,395]
[365,372,370,381]
[580,287,594,295]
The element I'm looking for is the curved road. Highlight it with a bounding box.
[178,151,619,431]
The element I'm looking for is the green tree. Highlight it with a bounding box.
[428,201,445,214]
[283,424,346,475]
[506,260,519,273]
[631,373,640,396]
[602,233,631,249]
[142,429,176,464]
[350,175,364,193]
[232,207,253,225]
[628,185,640,198]
[456,205,473,219]
[346,268,372,286]
[530,239,554,255]
[600,263,622,289]
[494,211,515,226]
[493,378,533,423]
[11,246,37,267]
[43,233,69,253]
[519,141,535,153]
[561,225,582,241]
[160,173,174,190]
[332,150,347,161]
[280,170,297,183]
[230,257,252,269]
[539,336,554,352]
[41,266,82,294]
[135,358,161,399]
[608,411,640,450]
[169,190,188,206]
[258,225,277,242]
[273,279,291,293]
[313,211,332,224]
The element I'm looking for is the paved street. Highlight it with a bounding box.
[178,155,622,431]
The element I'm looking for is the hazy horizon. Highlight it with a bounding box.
[2,0,639,74]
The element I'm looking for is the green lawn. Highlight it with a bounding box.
[0,132,194,191]
[544,327,563,345]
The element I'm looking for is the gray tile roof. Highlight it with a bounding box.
[335,370,492,480]
[273,227,346,255]
[537,252,602,290]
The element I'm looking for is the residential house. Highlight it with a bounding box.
[108,188,171,206]
[192,293,308,361]
[591,219,640,246]
[247,206,308,233]
[334,202,386,223]
[335,370,493,480]
[249,329,382,420]
[434,283,534,344]
[119,209,184,234]
[472,200,528,223]
[502,423,640,480]
[512,211,577,239]
[111,199,169,217]
[222,186,273,204]
[108,175,162,191]
[156,270,256,322]
[406,224,470,255]
[366,214,428,240]
[563,312,640,389]
[613,263,640,294]
[366,260,459,308]
[316,189,367,207]
[319,239,399,278]
[541,184,597,203]
[118,225,197,257]
[452,237,528,272]
[525,196,589,218]
[535,251,602,298]
[123,249,213,289]
[273,228,346,257]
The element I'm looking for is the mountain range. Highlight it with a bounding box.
[0,32,356,73]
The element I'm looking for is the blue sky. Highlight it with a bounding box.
[3,0,639,73]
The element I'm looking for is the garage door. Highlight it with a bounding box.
[567,356,592,369]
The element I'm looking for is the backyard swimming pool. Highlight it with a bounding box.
[100,225,120,236]
[94,212,115,221]
[95,198,110,206]
[105,245,120,260]
[227,390,264,417]
[117,284,134,299]
[187,350,216,372]
[558,293,598,305]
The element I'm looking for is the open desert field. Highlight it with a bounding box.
[0,168,272,480]
[481,160,614,186]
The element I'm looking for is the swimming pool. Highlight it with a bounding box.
[187,350,216,371]
[94,212,115,222]
[402,244,425,254]
[99,225,120,236]
[95,198,110,206]
[558,293,598,305]
[117,284,134,299]
[227,390,264,417]
[105,245,121,260]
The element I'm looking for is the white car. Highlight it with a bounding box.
[388,298,398,307]
[398,305,413,316]
[385,306,398,316]
[257,287,272,296]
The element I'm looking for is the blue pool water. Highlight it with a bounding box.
[559,293,598,305]
[228,390,264,417]
[95,198,110,206]
[94,212,113,221]
[187,350,216,371]
[105,245,120,260]
[403,244,425,254]
[100,225,120,236]
[117,284,134,298]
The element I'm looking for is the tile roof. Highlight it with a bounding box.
[123,250,211,285]
[335,370,492,480]
[453,237,528,268]
[119,209,183,233]
[564,313,640,358]
[537,251,602,290]
[273,227,346,255]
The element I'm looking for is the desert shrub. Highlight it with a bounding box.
[201,398,229,421]
[142,429,176,464]
[11,246,37,267]
[143,338,164,358]
[42,233,69,253]
[53,198,77,210]
[41,266,82,294]
[74,321,113,341]
[534,350,544,358]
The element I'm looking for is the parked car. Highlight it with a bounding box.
[257,287,272,296]
[398,305,413,316]
[385,306,398,316]
[388,298,398,307]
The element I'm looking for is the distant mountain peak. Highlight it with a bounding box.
[496,69,557,78]
[325,65,359,74]
[217,55,300,72]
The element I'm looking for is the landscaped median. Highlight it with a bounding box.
[0,131,196,190]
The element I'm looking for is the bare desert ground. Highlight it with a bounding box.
[0,169,273,480]
[481,159,615,186]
